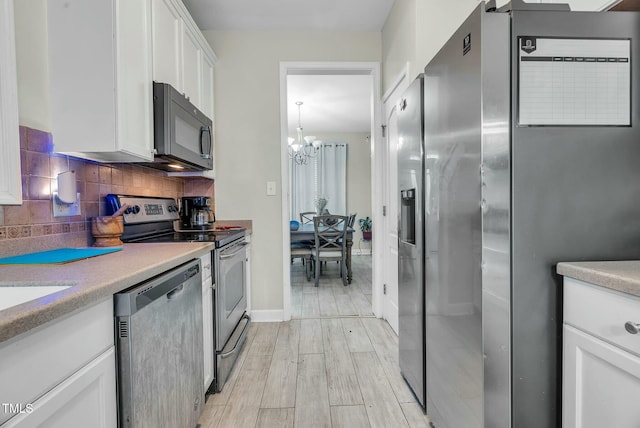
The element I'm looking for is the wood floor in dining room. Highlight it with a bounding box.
[198,255,432,428]
[291,254,374,318]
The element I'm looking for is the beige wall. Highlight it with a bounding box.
[381,0,418,93]
[415,0,480,71]
[382,0,481,95]
[203,30,380,311]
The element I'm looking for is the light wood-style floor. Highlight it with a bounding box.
[198,256,432,428]
[291,255,374,319]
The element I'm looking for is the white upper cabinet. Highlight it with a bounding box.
[151,0,182,92]
[0,0,22,205]
[151,0,216,120]
[47,0,154,163]
[182,28,202,108]
[201,51,216,122]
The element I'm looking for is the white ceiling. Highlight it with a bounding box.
[286,75,372,134]
[182,0,394,31]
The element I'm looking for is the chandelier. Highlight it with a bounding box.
[288,101,320,165]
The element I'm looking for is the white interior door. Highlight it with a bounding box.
[381,66,411,334]
[382,103,400,334]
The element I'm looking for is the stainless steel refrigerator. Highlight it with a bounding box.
[398,74,425,408]
[399,1,640,427]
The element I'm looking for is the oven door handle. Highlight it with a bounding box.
[220,314,250,359]
[219,242,248,259]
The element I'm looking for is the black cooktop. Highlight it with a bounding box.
[123,229,245,248]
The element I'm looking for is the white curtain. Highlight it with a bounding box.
[318,143,347,214]
[289,142,347,219]
[289,156,317,220]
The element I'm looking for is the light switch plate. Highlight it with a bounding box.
[266,181,277,196]
[52,192,81,217]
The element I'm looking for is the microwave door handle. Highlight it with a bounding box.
[200,126,212,159]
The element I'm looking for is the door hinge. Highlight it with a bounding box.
[381,124,387,138]
[383,284,387,295]
[382,205,387,216]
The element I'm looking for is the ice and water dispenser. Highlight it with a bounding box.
[400,188,416,245]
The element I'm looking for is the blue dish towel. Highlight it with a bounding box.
[0,247,122,265]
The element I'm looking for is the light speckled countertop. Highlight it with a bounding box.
[557,261,640,297]
[214,220,252,234]
[0,243,214,344]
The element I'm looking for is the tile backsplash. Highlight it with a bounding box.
[0,126,214,257]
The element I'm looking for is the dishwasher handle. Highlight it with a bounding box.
[167,283,184,300]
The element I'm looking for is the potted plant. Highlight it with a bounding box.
[358,216,372,241]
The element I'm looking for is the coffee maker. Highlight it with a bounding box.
[179,196,215,230]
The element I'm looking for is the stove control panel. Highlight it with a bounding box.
[109,195,180,225]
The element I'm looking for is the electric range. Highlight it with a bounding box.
[105,194,245,247]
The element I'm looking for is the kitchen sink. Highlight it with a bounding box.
[0,281,76,311]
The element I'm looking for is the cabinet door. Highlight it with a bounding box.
[200,252,214,389]
[3,348,117,428]
[245,241,252,313]
[0,0,22,205]
[563,324,640,428]
[182,27,201,109]
[151,0,182,91]
[203,282,214,389]
[115,0,154,161]
[200,52,215,120]
[48,0,153,162]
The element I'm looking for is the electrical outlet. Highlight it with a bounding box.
[266,181,277,196]
[53,192,82,217]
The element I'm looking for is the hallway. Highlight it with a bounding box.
[198,316,430,428]
[198,257,430,427]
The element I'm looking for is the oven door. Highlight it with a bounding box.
[215,239,248,350]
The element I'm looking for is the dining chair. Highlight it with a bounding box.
[347,212,357,228]
[290,244,313,281]
[297,211,317,250]
[312,215,349,287]
[300,212,317,224]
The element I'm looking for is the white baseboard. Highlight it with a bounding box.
[249,309,284,322]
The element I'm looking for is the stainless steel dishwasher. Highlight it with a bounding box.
[115,259,203,428]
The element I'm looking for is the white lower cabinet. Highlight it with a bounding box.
[3,348,117,428]
[563,325,640,428]
[0,299,116,427]
[200,252,214,390]
[245,235,252,313]
[563,278,640,428]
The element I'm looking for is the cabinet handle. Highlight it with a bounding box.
[624,321,640,334]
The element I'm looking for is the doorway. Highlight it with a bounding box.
[279,62,383,321]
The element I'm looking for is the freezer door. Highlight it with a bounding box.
[397,75,425,408]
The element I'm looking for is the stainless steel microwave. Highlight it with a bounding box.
[143,82,213,172]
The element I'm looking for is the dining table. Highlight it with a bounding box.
[290,222,354,284]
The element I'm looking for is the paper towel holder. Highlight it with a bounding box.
[53,171,81,217]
